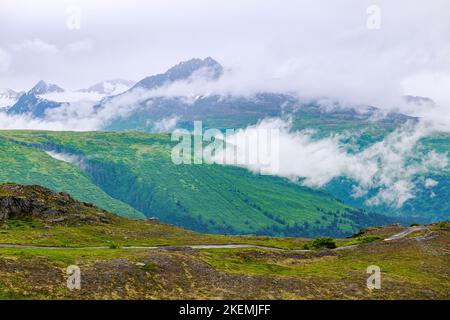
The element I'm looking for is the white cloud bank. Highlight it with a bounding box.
[153,115,180,132]
[12,39,58,56]
[212,118,448,208]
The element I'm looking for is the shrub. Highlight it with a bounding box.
[346,236,381,246]
[109,242,121,249]
[311,237,336,249]
[362,236,381,242]
[141,263,160,272]
[436,221,449,230]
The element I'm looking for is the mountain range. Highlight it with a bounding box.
[2,57,417,130]
[5,78,135,117]
[0,57,448,232]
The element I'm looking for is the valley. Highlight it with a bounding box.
[0,131,402,237]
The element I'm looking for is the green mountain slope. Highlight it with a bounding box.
[0,137,144,219]
[0,130,397,237]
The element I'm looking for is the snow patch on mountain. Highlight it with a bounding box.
[79,79,135,96]
[30,80,64,95]
[0,88,24,109]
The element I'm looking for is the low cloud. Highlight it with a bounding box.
[39,91,103,103]
[153,115,180,132]
[0,112,82,131]
[65,40,93,55]
[45,150,86,169]
[92,70,450,133]
[12,39,58,56]
[214,118,448,208]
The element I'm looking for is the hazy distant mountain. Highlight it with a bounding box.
[28,80,64,95]
[98,57,412,132]
[2,58,415,131]
[5,78,134,117]
[4,57,225,119]
[79,79,135,95]
[404,95,436,107]
[7,80,64,117]
[132,57,223,91]
[0,88,24,109]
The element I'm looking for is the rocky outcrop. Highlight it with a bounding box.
[0,183,114,225]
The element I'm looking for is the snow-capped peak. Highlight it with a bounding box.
[79,79,135,95]
[29,80,64,95]
[133,57,223,90]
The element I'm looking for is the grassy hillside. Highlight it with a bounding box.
[0,138,143,218]
[107,99,449,222]
[0,183,312,249]
[0,130,397,237]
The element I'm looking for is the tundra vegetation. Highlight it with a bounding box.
[0,184,448,299]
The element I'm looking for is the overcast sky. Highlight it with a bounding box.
[0,0,449,108]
